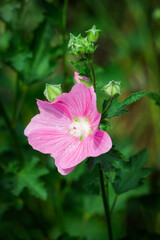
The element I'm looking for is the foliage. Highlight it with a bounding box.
[12,157,49,200]
[0,0,159,239]
[86,148,127,182]
[102,91,147,119]
[112,149,152,194]
[70,59,91,78]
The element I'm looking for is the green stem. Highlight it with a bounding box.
[102,97,113,118]
[84,61,92,82]
[99,165,113,240]
[90,57,113,239]
[110,194,118,215]
[88,56,96,90]
[62,0,68,81]
[0,100,22,161]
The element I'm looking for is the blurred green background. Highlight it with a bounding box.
[0,0,160,239]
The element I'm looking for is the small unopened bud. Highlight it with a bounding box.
[86,25,101,43]
[44,84,62,102]
[102,81,121,98]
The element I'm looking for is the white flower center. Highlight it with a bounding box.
[69,117,92,140]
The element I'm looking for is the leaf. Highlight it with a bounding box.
[99,119,112,132]
[69,60,90,77]
[83,167,100,195]
[18,0,44,32]
[86,148,127,182]
[25,23,59,82]
[112,149,152,194]
[0,0,20,22]
[147,91,160,106]
[12,157,49,200]
[9,50,32,72]
[103,91,147,119]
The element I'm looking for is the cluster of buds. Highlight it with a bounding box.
[68,25,100,56]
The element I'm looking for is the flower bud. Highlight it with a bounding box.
[86,25,101,43]
[68,33,96,56]
[102,81,121,98]
[44,83,62,102]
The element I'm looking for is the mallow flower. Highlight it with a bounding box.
[24,82,112,175]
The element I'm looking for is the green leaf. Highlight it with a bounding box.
[103,91,147,119]
[9,50,32,72]
[12,157,49,200]
[112,149,152,194]
[0,0,20,22]
[70,60,90,77]
[25,23,59,82]
[86,148,127,182]
[147,91,160,106]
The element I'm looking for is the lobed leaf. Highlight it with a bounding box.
[112,149,152,194]
[12,157,49,200]
[102,91,147,119]
[86,148,127,182]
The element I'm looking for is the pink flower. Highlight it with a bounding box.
[24,83,112,175]
[74,71,89,84]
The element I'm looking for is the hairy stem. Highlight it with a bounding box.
[88,56,96,90]
[99,165,113,240]
[102,97,113,118]
[90,58,113,239]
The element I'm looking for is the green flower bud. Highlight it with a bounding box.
[68,33,97,56]
[102,80,121,98]
[44,83,62,102]
[86,25,101,43]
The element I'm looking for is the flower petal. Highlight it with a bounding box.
[88,86,101,132]
[57,130,112,169]
[54,83,91,118]
[54,140,87,169]
[54,83,101,131]
[88,130,112,157]
[74,71,89,83]
[55,161,76,175]
[27,128,79,156]
[24,101,72,136]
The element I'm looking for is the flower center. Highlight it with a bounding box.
[69,117,92,140]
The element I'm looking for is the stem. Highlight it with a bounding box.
[102,97,113,118]
[0,100,23,161]
[110,194,118,215]
[84,61,92,82]
[99,165,113,240]
[90,57,113,239]
[62,0,68,81]
[88,56,96,90]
